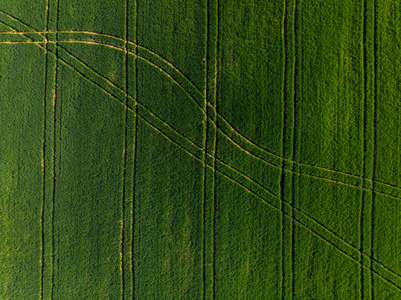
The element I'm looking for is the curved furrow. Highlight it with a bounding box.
[0,23,400,197]
[2,34,401,203]
[1,8,401,290]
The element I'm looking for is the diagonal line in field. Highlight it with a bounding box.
[0,5,202,95]
[0,29,400,200]
[0,26,395,186]
[56,44,203,159]
[140,108,401,293]
[59,33,401,290]
[0,24,14,31]
[2,36,401,207]
[4,27,401,292]
[12,28,394,204]
[0,31,204,97]
[58,44,205,150]
[133,72,401,292]
[0,7,400,296]
[219,125,363,192]
[0,32,205,109]
[0,7,398,195]
[215,167,401,294]
[2,22,401,287]
[0,8,42,32]
[215,118,401,203]
[2,23,401,287]
[0,34,207,144]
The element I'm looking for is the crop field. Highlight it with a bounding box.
[1,0,401,299]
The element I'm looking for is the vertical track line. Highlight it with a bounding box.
[41,0,50,298]
[280,1,288,299]
[202,101,208,299]
[202,128,208,300]
[291,0,299,298]
[51,0,60,298]
[121,0,130,298]
[202,0,209,297]
[205,0,218,298]
[361,0,368,298]
[371,0,378,297]
[212,0,220,298]
[132,0,139,298]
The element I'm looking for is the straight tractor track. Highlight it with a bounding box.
[371,0,379,297]
[0,24,399,196]
[212,0,220,298]
[3,21,401,289]
[3,21,401,290]
[203,0,219,297]
[120,0,130,298]
[291,0,300,298]
[0,5,399,296]
[202,89,208,300]
[361,0,369,298]
[202,4,208,297]
[40,0,50,298]
[280,1,288,298]
[140,111,401,293]
[132,0,139,297]
[51,0,61,298]
[0,29,400,200]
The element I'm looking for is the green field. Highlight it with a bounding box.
[1,0,401,299]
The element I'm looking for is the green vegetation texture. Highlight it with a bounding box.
[0,0,400,299]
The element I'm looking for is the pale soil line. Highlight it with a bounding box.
[18,33,401,288]
[202,0,209,295]
[371,0,379,296]
[213,153,401,293]
[2,37,401,202]
[121,0,130,297]
[360,0,369,297]
[51,1,61,297]
[0,29,204,96]
[3,18,401,289]
[132,1,139,297]
[280,2,288,297]
[0,12,398,192]
[0,35,397,190]
[291,0,299,297]
[40,1,50,298]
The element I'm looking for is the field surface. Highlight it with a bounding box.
[0,0,401,299]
